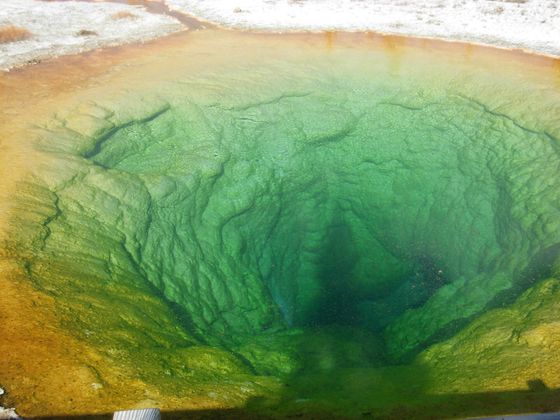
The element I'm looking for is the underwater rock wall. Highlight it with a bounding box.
[6,46,559,364]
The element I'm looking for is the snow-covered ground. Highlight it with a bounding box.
[0,0,184,71]
[0,388,18,419]
[0,407,18,420]
[167,0,560,57]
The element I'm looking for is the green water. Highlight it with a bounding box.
[10,33,560,417]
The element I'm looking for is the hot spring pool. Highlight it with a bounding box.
[1,30,560,419]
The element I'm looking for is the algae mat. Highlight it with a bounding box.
[1,30,560,418]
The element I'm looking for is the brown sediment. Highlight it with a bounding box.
[0,25,32,44]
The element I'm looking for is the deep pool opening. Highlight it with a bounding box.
[309,218,361,327]
[70,92,560,369]
[267,212,452,334]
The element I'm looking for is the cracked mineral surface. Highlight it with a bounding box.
[1,30,560,418]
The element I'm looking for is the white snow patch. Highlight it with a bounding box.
[167,0,560,56]
[0,0,185,71]
[0,407,19,420]
[0,387,18,419]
